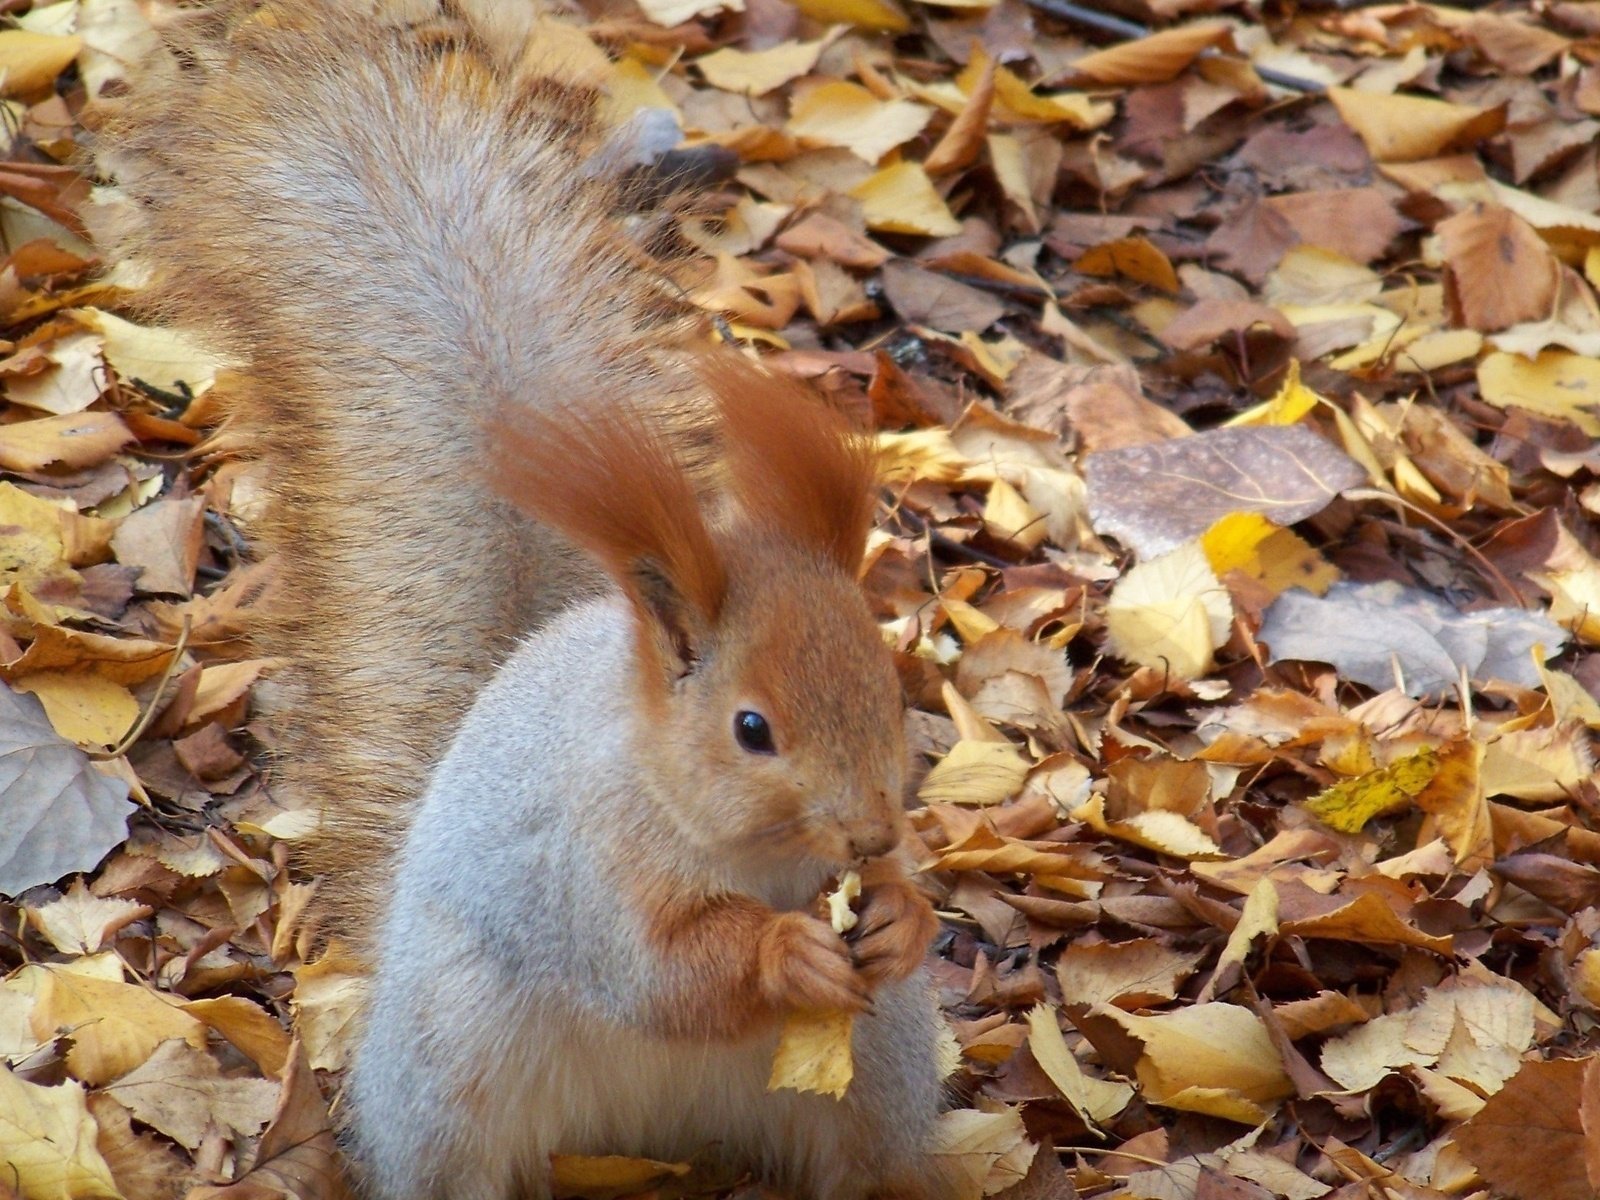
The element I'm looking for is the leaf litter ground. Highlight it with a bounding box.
[2,0,1600,1198]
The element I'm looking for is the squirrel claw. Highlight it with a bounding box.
[850,877,938,985]
[758,912,871,1015]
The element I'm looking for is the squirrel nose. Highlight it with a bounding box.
[846,819,898,859]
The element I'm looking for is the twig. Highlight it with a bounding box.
[895,506,1016,569]
[1343,486,1524,608]
[93,617,192,759]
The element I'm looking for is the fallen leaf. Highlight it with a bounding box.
[0,411,133,472]
[0,684,134,896]
[1259,580,1566,696]
[1025,1003,1132,1127]
[29,966,207,1086]
[848,162,963,237]
[103,1039,277,1151]
[1105,543,1232,680]
[0,1068,120,1199]
[1327,88,1504,162]
[1085,425,1364,558]
[1081,1003,1294,1124]
[1455,1057,1597,1200]
[27,877,149,955]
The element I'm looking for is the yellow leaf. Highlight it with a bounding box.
[0,1068,120,1199]
[1063,22,1232,85]
[875,428,967,483]
[696,37,828,95]
[788,81,933,163]
[28,968,207,1086]
[940,596,999,642]
[26,879,146,957]
[1075,237,1180,294]
[549,1155,691,1199]
[13,670,137,747]
[1025,1004,1132,1126]
[848,162,962,237]
[931,1103,1037,1197]
[1481,724,1595,802]
[4,330,104,416]
[0,29,81,97]
[982,478,1045,551]
[1303,746,1439,833]
[789,0,908,32]
[1071,794,1224,860]
[1414,739,1491,870]
[291,941,368,1073]
[1279,891,1453,953]
[1327,87,1504,163]
[1537,662,1600,728]
[605,56,678,123]
[957,47,1111,128]
[1226,359,1322,427]
[1105,543,1232,680]
[631,0,742,26]
[1201,512,1338,598]
[1092,1002,1293,1122]
[181,996,293,1078]
[917,739,1031,806]
[768,1009,855,1098]
[0,412,133,472]
[1477,350,1600,437]
[1199,878,1279,1002]
[70,308,230,396]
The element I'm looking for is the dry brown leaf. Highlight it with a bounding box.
[0,412,133,472]
[1055,938,1203,1010]
[27,966,208,1086]
[102,1039,278,1151]
[0,1068,120,1199]
[1454,1056,1597,1200]
[27,878,149,955]
[1080,1002,1294,1124]
[1328,88,1505,163]
[1058,23,1232,86]
[1438,204,1560,332]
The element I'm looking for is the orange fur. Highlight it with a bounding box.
[851,861,939,985]
[489,401,726,675]
[702,357,880,575]
[634,883,869,1040]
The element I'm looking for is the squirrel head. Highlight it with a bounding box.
[493,356,906,868]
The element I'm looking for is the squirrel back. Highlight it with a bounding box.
[94,0,711,930]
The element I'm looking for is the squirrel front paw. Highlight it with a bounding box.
[849,876,938,985]
[757,913,871,1014]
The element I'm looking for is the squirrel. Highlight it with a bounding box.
[94,2,952,1198]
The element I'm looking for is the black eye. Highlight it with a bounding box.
[734,710,776,755]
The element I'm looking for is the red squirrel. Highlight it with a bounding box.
[95,2,950,1196]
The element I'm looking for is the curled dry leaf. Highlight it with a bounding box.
[1077,1002,1294,1124]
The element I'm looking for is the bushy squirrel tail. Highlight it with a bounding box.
[94,0,709,935]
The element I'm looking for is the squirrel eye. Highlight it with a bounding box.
[734,710,776,755]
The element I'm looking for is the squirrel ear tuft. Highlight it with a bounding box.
[488,401,726,674]
[698,356,879,575]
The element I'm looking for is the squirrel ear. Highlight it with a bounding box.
[487,401,726,677]
[628,556,709,675]
[697,355,878,575]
